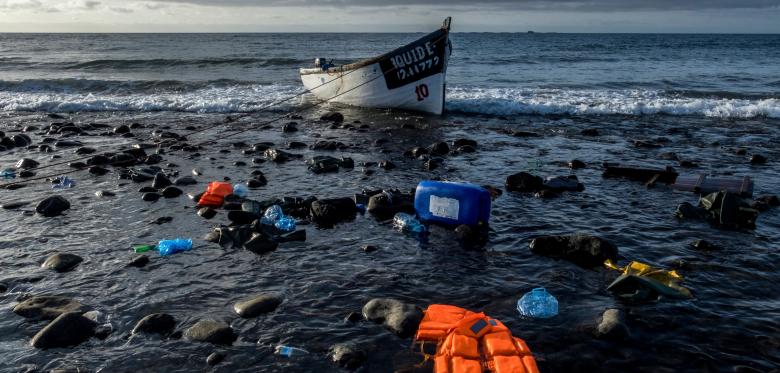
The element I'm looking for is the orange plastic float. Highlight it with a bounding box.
[416,305,540,373]
[196,181,233,208]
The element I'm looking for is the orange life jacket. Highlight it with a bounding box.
[197,182,233,208]
[416,305,539,373]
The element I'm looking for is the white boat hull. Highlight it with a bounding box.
[300,19,451,115]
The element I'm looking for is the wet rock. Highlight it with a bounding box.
[23,125,39,132]
[55,140,83,148]
[409,147,428,158]
[362,298,422,338]
[678,160,699,168]
[2,201,29,209]
[329,343,367,370]
[36,196,70,217]
[113,124,130,134]
[19,170,35,178]
[150,216,173,225]
[505,172,544,192]
[110,153,136,167]
[593,309,628,340]
[366,191,414,219]
[183,319,236,345]
[198,207,217,219]
[311,140,346,151]
[126,255,149,268]
[42,253,83,272]
[362,245,379,253]
[75,147,96,155]
[750,154,767,165]
[12,134,31,147]
[751,194,780,212]
[161,186,183,198]
[174,176,197,186]
[233,294,282,318]
[132,313,176,336]
[207,352,226,366]
[569,159,587,169]
[287,141,307,149]
[321,112,345,123]
[535,189,559,199]
[69,162,87,169]
[543,175,584,192]
[228,210,256,225]
[310,198,356,226]
[424,158,442,171]
[16,158,39,169]
[264,148,297,163]
[282,123,298,133]
[345,312,362,323]
[142,192,161,202]
[529,234,618,268]
[379,160,396,170]
[30,312,96,349]
[430,142,450,156]
[633,140,661,148]
[86,154,110,166]
[88,166,109,175]
[452,138,477,148]
[455,145,477,153]
[138,186,157,193]
[152,173,172,189]
[13,296,86,320]
[244,233,279,254]
[690,239,721,251]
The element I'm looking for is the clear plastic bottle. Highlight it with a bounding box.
[275,345,309,358]
[233,183,249,198]
[274,216,297,232]
[393,213,427,233]
[261,205,284,225]
[517,288,558,319]
[157,238,193,256]
[0,169,15,179]
[52,176,75,189]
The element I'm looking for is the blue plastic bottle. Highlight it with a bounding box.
[275,216,297,232]
[517,288,558,319]
[157,238,193,256]
[275,345,308,357]
[233,183,249,198]
[262,205,284,225]
[414,181,491,226]
[52,176,75,189]
[1,169,15,179]
[393,213,427,233]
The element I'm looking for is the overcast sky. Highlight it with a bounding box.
[1,0,779,32]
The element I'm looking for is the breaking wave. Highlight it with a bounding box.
[446,87,780,118]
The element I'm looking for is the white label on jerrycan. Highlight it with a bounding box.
[429,195,460,220]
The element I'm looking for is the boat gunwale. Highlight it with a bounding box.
[299,25,450,76]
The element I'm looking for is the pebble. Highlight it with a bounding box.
[529,234,618,268]
[329,343,367,369]
[750,154,767,164]
[132,313,176,336]
[161,186,183,198]
[198,207,217,219]
[183,319,236,345]
[30,312,96,349]
[207,352,226,366]
[35,196,71,217]
[233,294,282,318]
[13,296,86,320]
[152,173,173,189]
[362,245,379,253]
[142,192,161,202]
[593,309,629,340]
[362,298,422,338]
[41,252,83,272]
[126,255,150,268]
[569,159,587,169]
[174,176,198,186]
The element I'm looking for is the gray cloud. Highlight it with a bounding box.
[149,0,780,11]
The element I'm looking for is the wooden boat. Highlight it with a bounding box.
[300,17,452,115]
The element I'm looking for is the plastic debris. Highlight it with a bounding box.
[233,183,249,198]
[157,238,193,256]
[1,169,15,179]
[260,205,296,232]
[52,176,75,189]
[275,345,309,358]
[134,245,156,253]
[605,259,693,300]
[393,213,427,234]
[414,181,491,226]
[517,288,558,319]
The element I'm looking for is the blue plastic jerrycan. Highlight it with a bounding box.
[414,181,491,226]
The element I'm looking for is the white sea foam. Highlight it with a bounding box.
[446,87,780,118]
[2,82,779,118]
[0,83,303,113]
